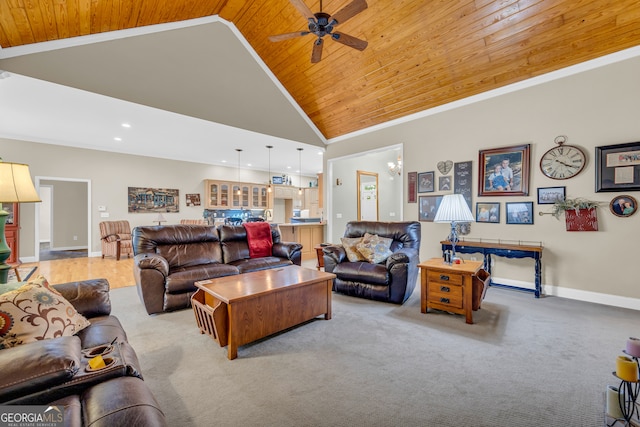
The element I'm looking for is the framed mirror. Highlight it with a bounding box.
[357,171,379,221]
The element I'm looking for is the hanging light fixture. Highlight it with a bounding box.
[266,145,273,193]
[297,148,303,195]
[388,155,402,176]
[236,149,242,196]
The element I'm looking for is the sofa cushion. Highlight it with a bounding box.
[0,336,81,403]
[165,264,239,294]
[0,276,91,349]
[228,257,294,274]
[341,237,367,262]
[333,262,390,285]
[357,233,395,264]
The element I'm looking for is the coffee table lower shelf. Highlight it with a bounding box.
[192,289,228,347]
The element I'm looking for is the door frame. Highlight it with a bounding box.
[34,176,91,262]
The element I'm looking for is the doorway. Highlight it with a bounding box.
[357,171,379,221]
[35,177,91,262]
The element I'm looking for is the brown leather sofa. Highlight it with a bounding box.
[0,279,166,426]
[323,221,421,304]
[132,224,303,315]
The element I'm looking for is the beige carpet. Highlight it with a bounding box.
[108,284,640,427]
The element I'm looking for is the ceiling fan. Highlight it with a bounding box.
[269,0,368,63]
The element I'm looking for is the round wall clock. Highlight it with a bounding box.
[539,136,586,180]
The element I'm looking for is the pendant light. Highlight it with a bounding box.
[297,148,303,195]
[236,149,242,196]
[266,145,273,193]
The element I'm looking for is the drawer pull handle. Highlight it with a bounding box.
[440,286,450,292]
[439,275,450,281]
[440,297,450,304]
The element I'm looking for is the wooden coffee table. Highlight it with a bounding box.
[192,265,335,359]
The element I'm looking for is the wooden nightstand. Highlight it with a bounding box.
[419,258,483,324]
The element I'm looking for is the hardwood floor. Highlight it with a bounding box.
[22,256,135,289]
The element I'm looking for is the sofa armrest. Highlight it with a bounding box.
[134,253,169,276]
[386,251,410,269]
[272,242,303,265]
[0,336,81,403]
[133,253,170,315]
[322,245,345,273]
[53,279,111,318]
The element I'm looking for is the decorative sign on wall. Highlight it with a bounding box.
[128,187,179,213]
[454,161,473,210]
[408,172,417,203]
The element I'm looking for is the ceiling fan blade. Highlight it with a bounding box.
[329,0,368,25]
[311,38,324,63]
[268,31,310,42]
[331,32,368,51]
[289,0,316,20]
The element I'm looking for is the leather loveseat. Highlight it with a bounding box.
[133,224,302,315]
[0,278,166,426]
[323,221,421,304]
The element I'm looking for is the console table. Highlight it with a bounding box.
[440,240,543,298]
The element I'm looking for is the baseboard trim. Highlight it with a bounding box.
[492,276,640,311]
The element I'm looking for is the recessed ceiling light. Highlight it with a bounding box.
[317,151,323,155]
[287,166,292,169]
[121,123,131,128]
[114,137,122,142]
[247,163,252,167]
[221,160,227,163]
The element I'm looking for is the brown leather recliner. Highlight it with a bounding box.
[323,221,421,304]
[133,224,302,315]
[0,279,166,426]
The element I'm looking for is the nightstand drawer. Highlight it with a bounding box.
[427,281,463,308]
[427,270,463,286]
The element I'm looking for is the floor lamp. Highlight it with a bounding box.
[433,194,474,264]
[0,161,41,284]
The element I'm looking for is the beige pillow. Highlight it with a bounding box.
[341,236,367,262]
[0,275,90,349]
[357,233,394,264]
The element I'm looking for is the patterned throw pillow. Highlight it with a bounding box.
[357,233,394,264]
[341,236,367,262]
[0,275,90,349]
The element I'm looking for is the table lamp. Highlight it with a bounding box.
[433,194,474,264]
[0,161,41,284]
[153,213,167,226]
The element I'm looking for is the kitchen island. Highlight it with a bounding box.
[276,222,325,261]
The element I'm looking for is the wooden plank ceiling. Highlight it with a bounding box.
[2,0,640,140]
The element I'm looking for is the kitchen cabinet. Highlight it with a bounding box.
[204,180,231,208]
[304,188,321,218]
[277,223,325,261]
[251,185,271,209]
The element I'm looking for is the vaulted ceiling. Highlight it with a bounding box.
[1,0,640,142]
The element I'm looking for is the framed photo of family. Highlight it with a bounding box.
[478,144,530,197]
[506,202,534,224]
[609,195,637,218]
[476,202,500,223]
[537,186,565,205]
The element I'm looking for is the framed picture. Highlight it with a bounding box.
[408,172,417,203]
[537,186,566,204]
[418,172,434,193]
[595,141,640,192]
[272,176,284,185]
[4,203,16,225]
[506,202,534,224]
[419,195,443,222]
[478,144,530,196]
[476,202,500,223]
[128,187,179,213]
[186,193,201,206]
[438,176,452,191]
[610,195,637,217]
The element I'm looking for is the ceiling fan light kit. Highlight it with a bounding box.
[269,0,369,63]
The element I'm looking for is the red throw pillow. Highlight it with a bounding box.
[243,222,273,258]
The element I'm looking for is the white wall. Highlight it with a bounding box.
[325,54,640,305]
